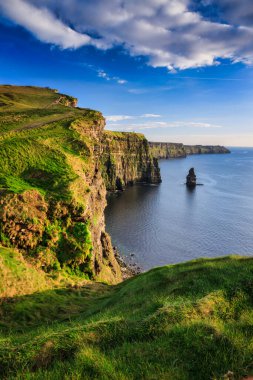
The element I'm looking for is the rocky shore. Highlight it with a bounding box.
[113,246,142,280]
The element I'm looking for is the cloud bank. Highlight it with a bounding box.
[106,114,161,122]
[1,0,253,70]
[106,114,222,131]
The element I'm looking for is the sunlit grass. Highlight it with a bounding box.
[1,253,253,379]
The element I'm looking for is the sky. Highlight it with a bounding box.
[0,0,253,146]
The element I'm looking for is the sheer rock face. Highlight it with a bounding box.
[0,86,163,284]
[0,116,122,284]
[101,132,161,191]
[186,168,197,187]
[149,142,230,159]
[185,145,230,155]
[149,142,186,159]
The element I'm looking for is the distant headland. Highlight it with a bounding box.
[149,141,230,159]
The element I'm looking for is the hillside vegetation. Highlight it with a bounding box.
[0,86,252,380]
[0,85,96,195]
[0,85,160,283]
[0,85,122,283]
[0,250,253,379]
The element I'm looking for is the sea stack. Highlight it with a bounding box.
[186,168,197,187]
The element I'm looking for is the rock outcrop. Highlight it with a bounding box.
[57,95,78,108]
[186,168,197,187]
[101,131,161,191]
[149,142,230,159]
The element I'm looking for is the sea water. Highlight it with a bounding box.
[105,148,253,270]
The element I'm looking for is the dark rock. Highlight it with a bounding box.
[186,168,197,187]
[116,177,124,191]
[101,133,162,192]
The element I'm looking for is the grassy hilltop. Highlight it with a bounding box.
[0,86,253,379]
[0,85,96,195]
[1,248,253,379]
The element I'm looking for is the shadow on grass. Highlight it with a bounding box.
[1,255,253,379]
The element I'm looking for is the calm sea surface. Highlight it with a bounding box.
[105,148,253,270]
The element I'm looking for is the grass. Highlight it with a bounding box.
[0,85,111,280]
[105,131,146,140]
[0,246,51,298]
[0,85,76,111]
[0,246,93,298]
[1,85,251,379]
[1,252,253,379]
[0,85,97,198]
[0,124,77,197]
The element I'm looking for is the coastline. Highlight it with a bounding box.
[113,246,142,280]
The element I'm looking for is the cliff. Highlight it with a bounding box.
[149,142,186,158]
[185,144,230,155]
[101,131,161,191]
[1,87,252,380]
[149,141,230,159]
[0,85,161,283]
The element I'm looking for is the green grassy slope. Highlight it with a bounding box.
[0,85,78,133]
[1,85,252,379]
[1,251,253,379]
[0,116,97,198]
[0,85,123,282]
[0,246,52,297]
[0,85,97,195]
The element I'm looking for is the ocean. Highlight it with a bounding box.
[105,148,253,270]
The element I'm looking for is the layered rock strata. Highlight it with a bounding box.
[0,86,162,283]
[101,131,161,191]
[149,142,230,159]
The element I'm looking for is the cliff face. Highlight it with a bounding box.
[0,86,162,283]
[0,86,123,283]
[101,131,161,191]
[185,145,230,155]
[148,142,186,159]
[149,142,230,159]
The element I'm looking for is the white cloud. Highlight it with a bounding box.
[97,70,127,84]
[79,64,127,85]
[129,121,222,130]
[142,114,161,118]
[0,0,93,49]
[98,70,109,80]
[106,114,162,122]
[1,0,253,70]
[152,134,253,147]
[106,115,134,122]
[106,119,223,131]
[117,79,127,84]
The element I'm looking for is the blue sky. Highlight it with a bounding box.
[0,0,253,146]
